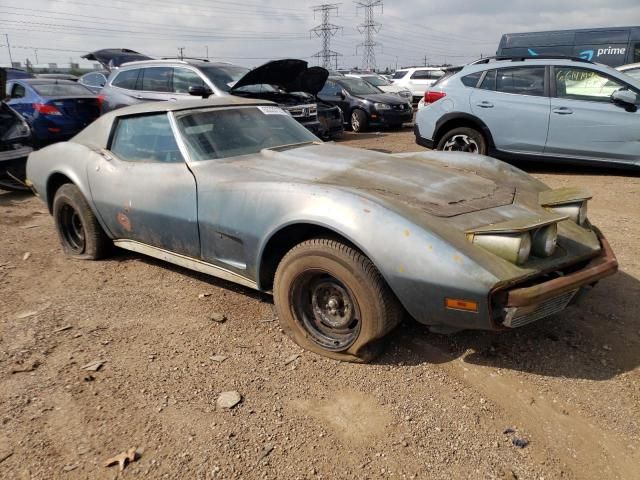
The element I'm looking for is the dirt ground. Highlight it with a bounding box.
[1,127,639,480]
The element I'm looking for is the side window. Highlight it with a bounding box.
[634,43,640,62]
[81,73,96,86]
[172,68,205,94]
[496,67,545,96]
[141,67,172,92]
[410,70,431,80]
[11,83,26,98]
[110,114,184,163]
[461,71,482,88]
[479,70,496,90]
[112,69,140,89]
[319,81,340,96]
[555,67,630,102]
[96,73,107,87]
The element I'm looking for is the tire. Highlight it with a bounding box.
[52,183,111,260]
[350,109,368,133]
[437,126,487,155]
[273,238,403,363]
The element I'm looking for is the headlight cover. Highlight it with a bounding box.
[472,232,532,265]
[551,201,588,226]
[531,223,558,257]
[374,102,391,110]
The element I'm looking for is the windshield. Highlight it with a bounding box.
[176,106,318,161]
[198,65,250,92]
[362,75,389,87]
[31,83,93,96]
[339,78,382,95]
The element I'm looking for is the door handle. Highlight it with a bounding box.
[476,101,494,108]
[552,107,573,115]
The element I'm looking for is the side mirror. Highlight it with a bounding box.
[189,85,212,99]
[611,89,638,112]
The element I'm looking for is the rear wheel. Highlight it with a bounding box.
[274,238,403,363]
[437,126,487,155]
[350,109,368,133]
[53,184,111,259]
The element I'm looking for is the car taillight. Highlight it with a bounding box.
[97,95,105,109]
[34,103,62,116]
[424,91,446,104]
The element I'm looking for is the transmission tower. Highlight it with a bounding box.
[310,4,342,69]
[355,0,383,71]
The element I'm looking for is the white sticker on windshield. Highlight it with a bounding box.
[257,106,288,115]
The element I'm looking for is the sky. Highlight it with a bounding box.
[1,0,639,70]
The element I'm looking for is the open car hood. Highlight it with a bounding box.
[81,49,153,70]
[230,59,329,95]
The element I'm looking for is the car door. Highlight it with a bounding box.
[545,66,640,162]
[87,112,200,257]
[317,80,350,119]
[470,66,550,153]
[136,67,176,102]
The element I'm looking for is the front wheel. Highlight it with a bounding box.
[52,184,111,259]
[437,126,487,155]
[273,238,403,363]
[350,109,368,133]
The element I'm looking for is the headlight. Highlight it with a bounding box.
[374,103,391,110]
[472,232,531,265]
[400,91,412,98]
[551,201,588,226]
[531,223,558,257]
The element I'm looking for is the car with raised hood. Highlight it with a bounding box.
[415,56,640,168]
[5,79,99,147]
[318,76,413,132]
[91,51,342,138]
[26,97,617,362]
[0,70,32,191]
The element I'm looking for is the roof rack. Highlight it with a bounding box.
[161,57,210,62]
[471,55,593,65]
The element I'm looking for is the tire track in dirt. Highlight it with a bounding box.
[409,336,639,480]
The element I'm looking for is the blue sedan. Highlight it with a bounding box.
[6,79,100,146]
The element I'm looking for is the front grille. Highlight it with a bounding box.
[503,290,577,328]
[285,104,317,119]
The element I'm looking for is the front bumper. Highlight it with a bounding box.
[370,109,413,126]
[493,229,618,328]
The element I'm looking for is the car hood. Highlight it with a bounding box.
[354,93,408,104]
[193,143,515,218]
[81,49,153,70]
[231,59,329,95]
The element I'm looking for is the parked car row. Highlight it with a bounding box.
[414,56,640,168]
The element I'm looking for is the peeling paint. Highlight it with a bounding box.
[116,212,132,232]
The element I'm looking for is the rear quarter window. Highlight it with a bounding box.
[392,70,408,79]
[461,71,482,87]
[112,69,141,89]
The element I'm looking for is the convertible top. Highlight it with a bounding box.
[73,97,277,149]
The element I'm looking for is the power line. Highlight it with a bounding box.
[310,3,342,70]
[355,0,382,71]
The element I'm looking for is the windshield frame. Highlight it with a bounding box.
[171,105,320,163]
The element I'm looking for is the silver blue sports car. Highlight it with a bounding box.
[26,97,618,362]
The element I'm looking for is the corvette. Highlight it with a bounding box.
[26,97,618,362]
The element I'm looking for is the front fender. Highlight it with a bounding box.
[250,184,500,330]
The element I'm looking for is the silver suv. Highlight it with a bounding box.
[99,59,250,113]
[415,56,640,168]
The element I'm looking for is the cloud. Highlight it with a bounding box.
[1,0,639,69]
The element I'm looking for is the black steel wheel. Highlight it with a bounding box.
[274,238,403,363]
[52,183,111,259]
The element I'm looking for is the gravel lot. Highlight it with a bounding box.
[1,127,639,479]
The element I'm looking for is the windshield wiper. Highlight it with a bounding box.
[264,141,320,152]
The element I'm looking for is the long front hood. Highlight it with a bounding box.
[192,143,516,218]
